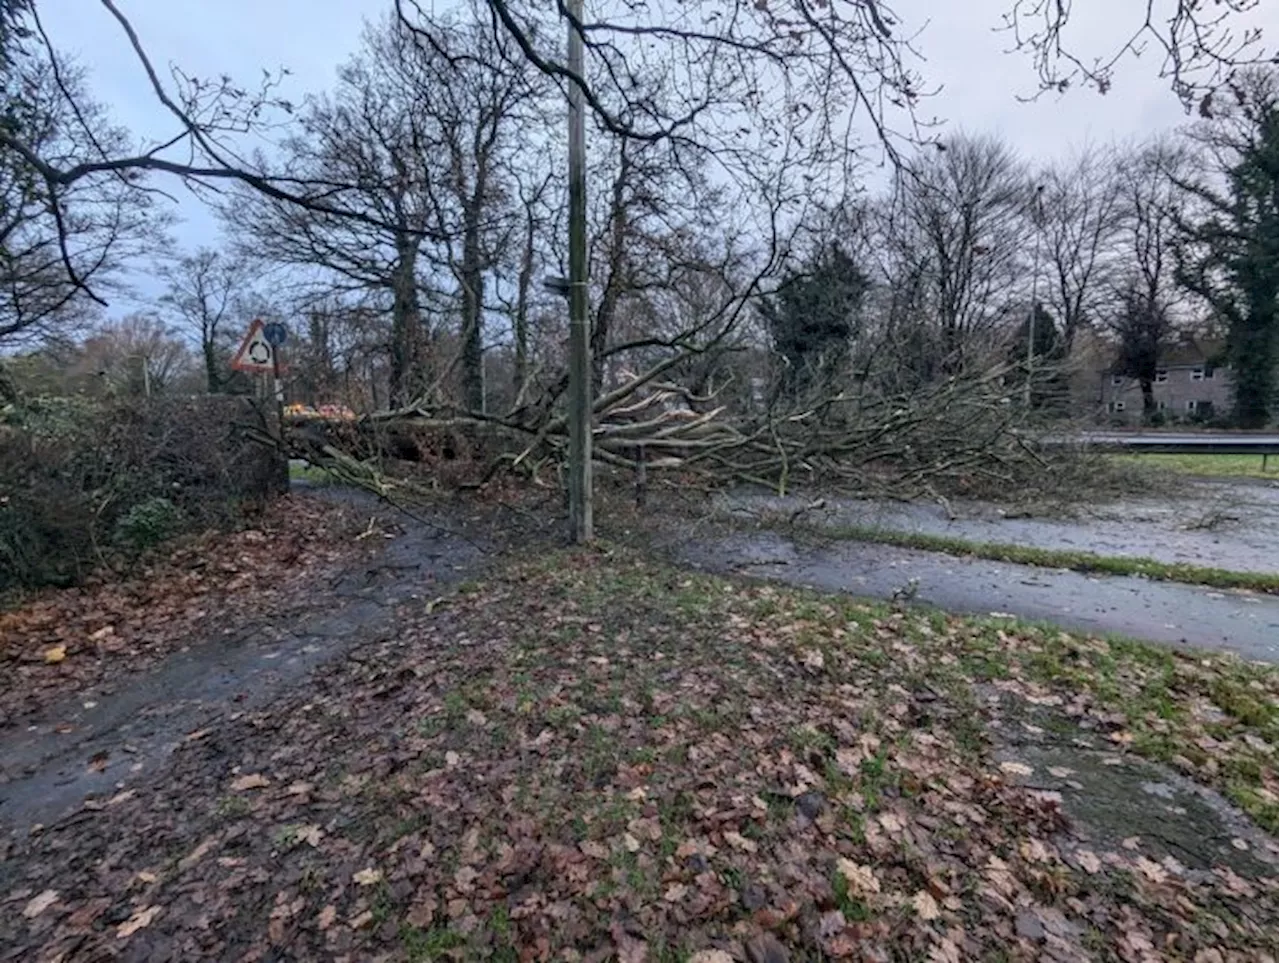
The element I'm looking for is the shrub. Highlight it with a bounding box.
[0,396,285,592]
[113,497,186,553]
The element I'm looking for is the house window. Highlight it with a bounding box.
[1155,369,1168,383]
[1190,367,1205,381]
[1109,401,1126,413]
[1156,400,1168,411]
[1186,400,1199,412]
[1110,375,1125,386]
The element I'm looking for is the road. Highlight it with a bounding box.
[676,531,1278,663]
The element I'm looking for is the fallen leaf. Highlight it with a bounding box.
[178,837,217,870]
[445,751,460,767]
[298,825,324,847]
[116,905,161,939]
[622,833,641,853]
[912,890,940,920]
[724,830,758,853]
[1074,850,1102,874]
[316,905,337,930]
[229,773,270,791]
[22,890,58,918]
[745,933,790,963]
[353,867,383,886]
[664,883,688,902]
[136,871,158,884]
[44,645,67,664]
[1121,836,1141,850]
[689,952,735,963]
[350,910,374,929]
[836,858,880,896]
[999,761,1033,777]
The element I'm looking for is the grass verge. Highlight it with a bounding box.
[5,546,1275,961]
[822,525,1278,594]
[1108,452,1278,481]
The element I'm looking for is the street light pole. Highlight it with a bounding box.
[565,0,593,542]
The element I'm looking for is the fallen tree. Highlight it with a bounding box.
[281,357,1062,507]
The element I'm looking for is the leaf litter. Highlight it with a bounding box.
[0,544,1275,961]
[0,495,376,727]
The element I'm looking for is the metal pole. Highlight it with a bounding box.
[566,0,593,542]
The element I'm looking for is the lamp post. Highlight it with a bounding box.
[565,0,593,542]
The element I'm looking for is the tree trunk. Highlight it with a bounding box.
[389,239,422,408]
[0,361,17,405]
[460,202,485,412]
[592,149,631,397]
[513,206,536,406]
[203,338,221,394]
[1140,378,1155,421]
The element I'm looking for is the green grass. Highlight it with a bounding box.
[824,525,1278,594]
[287,461,336,484]
[1108,453,1278,480]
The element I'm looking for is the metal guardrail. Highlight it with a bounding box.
[1070,435,1280,468]
[1072,433,1279,456]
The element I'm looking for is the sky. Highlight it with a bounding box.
[36,0,1279,320]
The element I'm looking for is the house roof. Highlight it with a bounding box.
[1158,339,1225,367]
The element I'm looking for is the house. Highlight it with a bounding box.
[1095,339,1233,425]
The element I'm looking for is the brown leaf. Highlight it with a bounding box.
[836,858,880,896]
[1074,850,1101,874]
[116,905,161,939]
[229,773,271,791]
[22,889,58,919]
[689,953,735,963]
[745,933,790,963]
[912,890,941,921]
[43,645,67,664]
[353,867,383,886]
[178,836,217,870]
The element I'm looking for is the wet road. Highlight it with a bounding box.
[676,530,1279,662]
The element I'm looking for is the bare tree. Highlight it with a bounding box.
[157,248,254,393]
[0,54,158,347]
[75,312,194,396]
[1035,145,1126,353]
[879,134,1031,374]
[1106,140,1189,419]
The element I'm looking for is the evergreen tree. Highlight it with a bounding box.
[1175,72,1279,428]
[761,244,868,401]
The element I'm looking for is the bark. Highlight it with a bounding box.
[592,146,631,396]
[389,236,422,407]
[512,203,536,404]
[459,198,486,412]
[203,339,221,394]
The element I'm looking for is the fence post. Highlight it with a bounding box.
[635,444,647,509]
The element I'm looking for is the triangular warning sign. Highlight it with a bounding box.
[231,319,276,372]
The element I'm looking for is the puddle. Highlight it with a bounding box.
[981,685,1276,879]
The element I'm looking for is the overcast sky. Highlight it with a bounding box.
[37,0,1278,318]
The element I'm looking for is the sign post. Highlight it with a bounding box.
[232,320,290,488]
